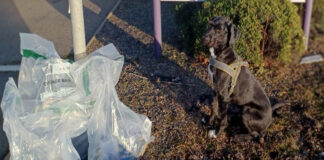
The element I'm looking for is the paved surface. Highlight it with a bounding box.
[0,0,118,64]
[0,0,118,158]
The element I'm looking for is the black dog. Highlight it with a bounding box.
[201,16,283,139]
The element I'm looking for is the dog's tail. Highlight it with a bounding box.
[269,97,285,111]
[271,102,285,111]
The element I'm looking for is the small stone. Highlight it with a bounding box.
[300,54,324,64]
[201,117,206,124]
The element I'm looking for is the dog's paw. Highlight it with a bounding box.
[208,115,216,126]
[208,130,227,140]
[208,130,217,138]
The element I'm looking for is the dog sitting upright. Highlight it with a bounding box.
[201,16,283,139]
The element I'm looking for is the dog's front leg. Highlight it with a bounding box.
[208,95,219,125]
[216,101,229,135]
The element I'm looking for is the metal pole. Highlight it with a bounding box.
[153,0,162,58]
[303,0,313,50]
[69,0,87,60]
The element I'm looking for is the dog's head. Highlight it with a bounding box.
[202,16,240,50]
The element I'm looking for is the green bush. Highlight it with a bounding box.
[175,0,305,67]
[312,0,324,32]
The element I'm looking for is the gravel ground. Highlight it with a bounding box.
[88,0,324,159]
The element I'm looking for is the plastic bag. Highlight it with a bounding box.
[1,33,153,160]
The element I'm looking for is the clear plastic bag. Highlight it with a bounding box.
[1,33,153,160]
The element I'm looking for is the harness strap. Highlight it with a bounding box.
[208,57,248,96]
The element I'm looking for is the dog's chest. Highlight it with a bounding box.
[212,68,232,94]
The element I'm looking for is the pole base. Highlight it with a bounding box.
[74,52,87,61]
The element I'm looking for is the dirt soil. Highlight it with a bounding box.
[87,0,324,159]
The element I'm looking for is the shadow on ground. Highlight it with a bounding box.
[87,0,226,159]
[87,0,324,159]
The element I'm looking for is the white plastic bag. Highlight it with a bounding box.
[1,33,153,160]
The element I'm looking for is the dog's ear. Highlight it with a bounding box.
[209,17,224,28]
[209,17,219,27]
[227,23,240,47]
